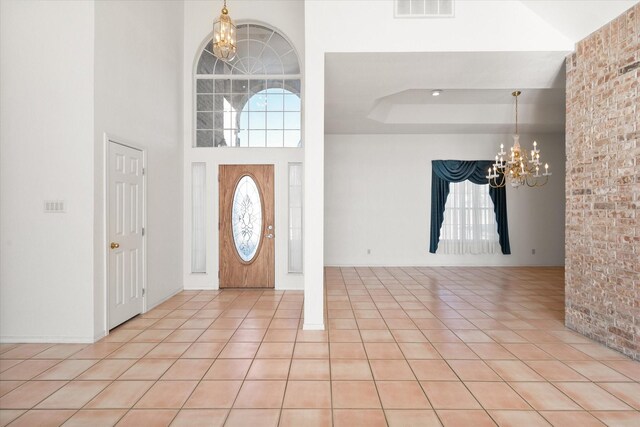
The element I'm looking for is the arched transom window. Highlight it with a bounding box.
[195,24,301,148]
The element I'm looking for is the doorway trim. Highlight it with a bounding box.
[103,134,148,336]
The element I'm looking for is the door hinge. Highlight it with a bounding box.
[142,168,146,175]
[142,288,146,296]
[142,227,145,236]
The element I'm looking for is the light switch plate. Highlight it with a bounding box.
[44,200,66,213]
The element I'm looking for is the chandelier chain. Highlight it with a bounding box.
[515,92,518,134]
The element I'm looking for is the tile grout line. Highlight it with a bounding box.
[2,267,639,426]
[83,289,222,425]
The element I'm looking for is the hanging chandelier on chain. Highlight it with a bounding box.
[487,91,551,188]
[212,0,237,62]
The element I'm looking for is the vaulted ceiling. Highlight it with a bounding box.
[323,0,637,135]
[325,51,568,134]
[520,0,638,41]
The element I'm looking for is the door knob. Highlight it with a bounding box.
[110,242,120,249]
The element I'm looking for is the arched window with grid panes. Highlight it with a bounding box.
[195,23,301,148]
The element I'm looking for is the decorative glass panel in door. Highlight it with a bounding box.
[231,176,263,262]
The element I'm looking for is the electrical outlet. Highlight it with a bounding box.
[531,249,536,255]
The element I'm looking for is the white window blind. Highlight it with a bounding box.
[191,163,206,272]
[288,163,303,273]
[438,180,499,254]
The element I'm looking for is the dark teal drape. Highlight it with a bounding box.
[429,160,511,254]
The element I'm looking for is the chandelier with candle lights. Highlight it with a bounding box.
[212,0,237,62]
[487,91,551,188]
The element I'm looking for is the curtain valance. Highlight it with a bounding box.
[429,160,511,254]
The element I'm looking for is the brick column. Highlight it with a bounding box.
[565,3,639,360]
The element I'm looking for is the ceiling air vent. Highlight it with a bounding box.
[395,0,454,17]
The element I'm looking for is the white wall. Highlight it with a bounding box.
[93,0,184,337]
[308,0,574,53]
[325,134,566,266]
[303,0,575,328]
[0,0,184,343]
[182,1,305,290]
[0,0,96,342]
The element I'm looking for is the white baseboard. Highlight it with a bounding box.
[145,287,184,311]
[184,285,304,291]
[303,323,325,331]
[97,287,184,341]
[324,263,566,268]
[275,284,304,291]
[183,285,219,291]
[0,335,96,344]
[1,288,186,345]
[93,330,107,343]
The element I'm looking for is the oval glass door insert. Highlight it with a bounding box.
[231,175,263,262]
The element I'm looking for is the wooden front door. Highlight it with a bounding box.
[219,165,275,288]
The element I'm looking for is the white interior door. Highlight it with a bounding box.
[108,141,144,329]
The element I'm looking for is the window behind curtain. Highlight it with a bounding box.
[438,180,499,254]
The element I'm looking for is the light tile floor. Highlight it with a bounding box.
[1,267,639,426]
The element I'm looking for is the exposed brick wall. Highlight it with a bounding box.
[565,3,639,360]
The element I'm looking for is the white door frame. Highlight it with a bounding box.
[104,134,148,334]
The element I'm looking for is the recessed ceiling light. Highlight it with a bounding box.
[432,90,442,97]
